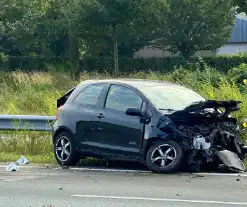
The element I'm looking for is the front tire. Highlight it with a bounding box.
[54,131,80,166]
[146,140,183,173]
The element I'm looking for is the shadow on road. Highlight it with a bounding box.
[74,158,247,174]
[76,158,148,171]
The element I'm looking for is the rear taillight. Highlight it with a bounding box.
[56,105,64,120]
[56,110,58,120]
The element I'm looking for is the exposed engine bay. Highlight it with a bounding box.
[157,100,247,173]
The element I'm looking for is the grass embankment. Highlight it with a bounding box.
[1,66,247,164]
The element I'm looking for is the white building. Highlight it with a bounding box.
[216,15,247,55]
[134,15,247,58]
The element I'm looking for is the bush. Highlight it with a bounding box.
[2,54,247,73]
[203,55,247,72]
[0,56,70,72]
[228,63,247,84]
[83,55,247,73]
[82,56,187,73]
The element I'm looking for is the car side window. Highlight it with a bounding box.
[73,84,104,106]
[105,85,143,112]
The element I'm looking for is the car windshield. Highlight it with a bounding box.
[137,84,205,111]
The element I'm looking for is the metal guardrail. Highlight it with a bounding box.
[0,115,56,131]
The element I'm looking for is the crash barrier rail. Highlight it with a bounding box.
[0,115,56,131]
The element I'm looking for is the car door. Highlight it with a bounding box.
[71,83,108,148]
[93,84,146,158]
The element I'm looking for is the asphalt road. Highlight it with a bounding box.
[1,164,247,207]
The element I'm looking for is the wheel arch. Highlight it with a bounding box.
[143,137,172,159]
[53,126,75,144]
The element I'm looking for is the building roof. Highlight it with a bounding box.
[228,15,247,43]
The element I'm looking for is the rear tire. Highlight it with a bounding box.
[54,131,80,166]
[146,140,183,173]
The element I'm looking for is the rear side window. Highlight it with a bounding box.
[105,85,143,112]
[73,84,104,106]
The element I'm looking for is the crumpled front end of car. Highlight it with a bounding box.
[157,100,247,173]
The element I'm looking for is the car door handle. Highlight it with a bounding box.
[97,127,103,131]
[96,113,104,119]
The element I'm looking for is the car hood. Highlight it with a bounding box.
[183,100,241,111]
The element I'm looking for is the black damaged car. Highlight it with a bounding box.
[52,79,247,173]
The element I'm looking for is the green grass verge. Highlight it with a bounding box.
[0,152,56,164]
[1,66,247,165]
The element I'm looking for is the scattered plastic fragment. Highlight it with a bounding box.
[16,155,29,165]
[215,150,245,172]
[5,155,29,172]
[6,162,19,172]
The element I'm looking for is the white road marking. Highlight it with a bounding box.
[194,172,247,177]
[70,195,247,205]
[3,180,15,182]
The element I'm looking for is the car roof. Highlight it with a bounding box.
[79,79,182,88]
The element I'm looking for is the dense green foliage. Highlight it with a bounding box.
[2,55,247,74]
[1,0,241,77]
[1,0,66,57]
[155,0,235,58]
[234,0,247,13]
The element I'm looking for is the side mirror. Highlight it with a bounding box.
[125,108,142,116]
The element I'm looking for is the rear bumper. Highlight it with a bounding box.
[51,120,59,136]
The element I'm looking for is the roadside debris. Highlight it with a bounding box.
[215,150,245,172]
[193,135,211,150]
[5,155,29,172]
[190,175,206,179]
[158,100,247,173]
[5,162,19,172]
[61,166,69,169]
[16,155,29,165]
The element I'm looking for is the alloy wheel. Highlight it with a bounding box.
[151,144,177,168]
[55,136,72,162]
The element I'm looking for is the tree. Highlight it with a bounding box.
[64,0,166,76]
[83,0,143,75]
[76,20,164,58]
[1,0,75,77]
[1,0,50,55]
[156,0,236,59]
[1,0,166,77]
[1,0,69,57]
[234,0,247,13]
